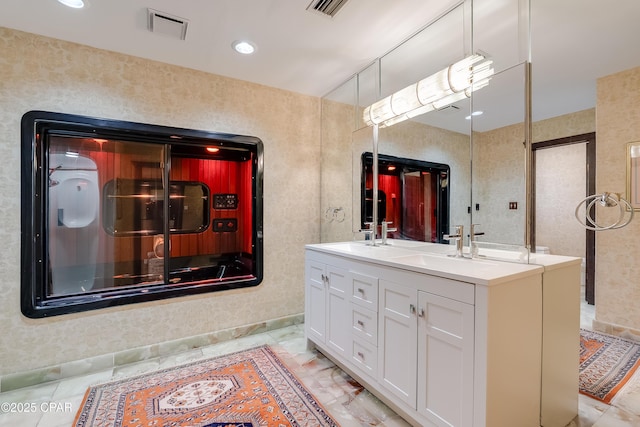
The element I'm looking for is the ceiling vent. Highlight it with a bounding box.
[306,0,350,18]
[435,105,461,115]
[147,8,189,41]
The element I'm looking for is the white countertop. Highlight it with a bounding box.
[305,239,578,286]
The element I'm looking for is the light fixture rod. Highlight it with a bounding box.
[372,124,379,243]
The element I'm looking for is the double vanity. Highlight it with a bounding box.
[304,239,581,427]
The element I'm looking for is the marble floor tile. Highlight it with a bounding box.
[2,304,640,427]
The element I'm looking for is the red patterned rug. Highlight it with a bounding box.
[580,328,640,403]
[73,345,339,427]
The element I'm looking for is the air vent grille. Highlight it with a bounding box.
[147,8,189,41]
[306,0,350,17]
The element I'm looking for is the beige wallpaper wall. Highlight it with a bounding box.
[535,144,586,257]
[473,109,595,247]
[0,28,320,375]
[532,109,595,257]
[595,66,640,333]
[472,124,527,245]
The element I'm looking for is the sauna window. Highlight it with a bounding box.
[21,111,264,318]
[361,152,450,243]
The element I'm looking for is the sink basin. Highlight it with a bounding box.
[391,253,498,268]
[321,241,406,256]
[392,253,463,265]
[379,239,431,248]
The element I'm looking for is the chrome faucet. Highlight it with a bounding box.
[359,222,376,245]
[444,225,464,258]
[470,223,484,257]
[381,220,397,245]
[470,224,485,242]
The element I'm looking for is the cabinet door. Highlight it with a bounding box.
[417,291,474,426]
[326,265,350,357]
[305,260,327,343]
[378,279,418,408]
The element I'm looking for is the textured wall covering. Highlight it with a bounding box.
[535,144,586,257]
[0,28,320,375]
[472,110,595,247]
[473,123,527,245]
[595,66,640,334]
[532,109,595,143]
[533,109,595,257]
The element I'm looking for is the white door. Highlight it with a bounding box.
[417,291,474,426]
[378,279,418,408]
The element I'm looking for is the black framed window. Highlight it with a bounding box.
[21,111,263,318]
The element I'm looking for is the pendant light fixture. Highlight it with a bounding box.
[363,54,494,128]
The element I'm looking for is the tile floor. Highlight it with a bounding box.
[1,298,639,427]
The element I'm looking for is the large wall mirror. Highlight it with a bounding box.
[320,0,531,248]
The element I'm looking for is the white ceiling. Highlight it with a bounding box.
[2,0,640,132]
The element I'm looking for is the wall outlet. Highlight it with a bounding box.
[509,202,518,210]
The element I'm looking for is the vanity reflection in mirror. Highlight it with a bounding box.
[361,152,450,243]
[21,111,264,318]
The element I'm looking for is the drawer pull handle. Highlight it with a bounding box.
[410,304,416,314]
[357,288,364,294]
[418,308,425,318]
[357,351,364,359]
[357,320,364,327]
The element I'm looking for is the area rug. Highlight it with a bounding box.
[579,328,640,403]
[73,345,339,427]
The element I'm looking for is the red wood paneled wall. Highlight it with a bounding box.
[87,150,253,264]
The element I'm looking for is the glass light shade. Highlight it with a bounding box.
[390,83,422,115]
[406,103,436,119]
[380,114,410,128]
[362,54,494,128]
[363,97,393,126]
[416,69,451,105]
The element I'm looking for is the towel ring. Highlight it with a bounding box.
[574,192,634,231]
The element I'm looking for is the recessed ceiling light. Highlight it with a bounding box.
[232,40,256,55]
[465,110,484,120]
[57,0,85,8]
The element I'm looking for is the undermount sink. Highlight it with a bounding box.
[319,240,461,260]
[379,239,431,248]
[391,253,498,268]
[323,241,404,255]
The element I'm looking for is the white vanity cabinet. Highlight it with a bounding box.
[350,271,379,379]
[305,242,579,427]
[305,259,351,359]
[417,289,475,425]
[378,269,475,426]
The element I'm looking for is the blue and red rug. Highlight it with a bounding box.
[74,345,339,427]
[580,328,640,403]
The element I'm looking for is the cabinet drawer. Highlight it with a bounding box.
[351,304,378,346]
[351,271,378,310]
[351,337,377,378]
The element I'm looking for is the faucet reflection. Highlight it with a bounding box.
[443,224,464,258]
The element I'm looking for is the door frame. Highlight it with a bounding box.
[532,132,596,304]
